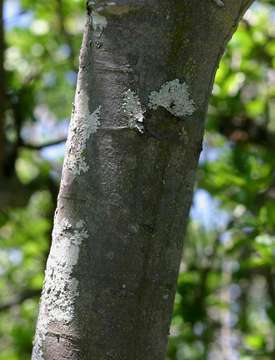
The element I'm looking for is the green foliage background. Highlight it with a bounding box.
[0,1,274,359]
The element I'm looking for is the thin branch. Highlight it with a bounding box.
[219,115,275,150]
[0,169,59,211]
[3,10,28,24]
[21,137,67,150]
[0,289,41,312]
[55,0,77,72]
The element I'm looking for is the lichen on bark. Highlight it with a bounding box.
[64,89,101,176]
[148,79,195,118]
[32,218,88,359]
[122,89,144,132]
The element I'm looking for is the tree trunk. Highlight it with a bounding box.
[32,1,254,359]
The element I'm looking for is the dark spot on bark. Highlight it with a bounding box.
[141,223,155,235]
[86,1,93,16]
[127,53,139,66]
[95,41,103,49]
[144,108,184,142]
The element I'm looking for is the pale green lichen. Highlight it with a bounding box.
[64,89,101,176]
[92,11,108,31]
[148,79,195,117]
[122,89,144,133]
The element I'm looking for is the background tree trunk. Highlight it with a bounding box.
[32,1,254,359]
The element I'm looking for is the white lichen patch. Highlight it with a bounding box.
[148,79,195,117]
[32,218,89,359]
[64,89,101,176]
[92,11,108,32]
[122,89,144,133]
[43,218,88,322]
[212,0,224,7]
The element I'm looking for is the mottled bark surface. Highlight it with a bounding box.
[32,1,254,359]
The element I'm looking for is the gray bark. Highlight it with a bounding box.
[32,1,254,359]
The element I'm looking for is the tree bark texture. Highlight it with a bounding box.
[32,0,254,359]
